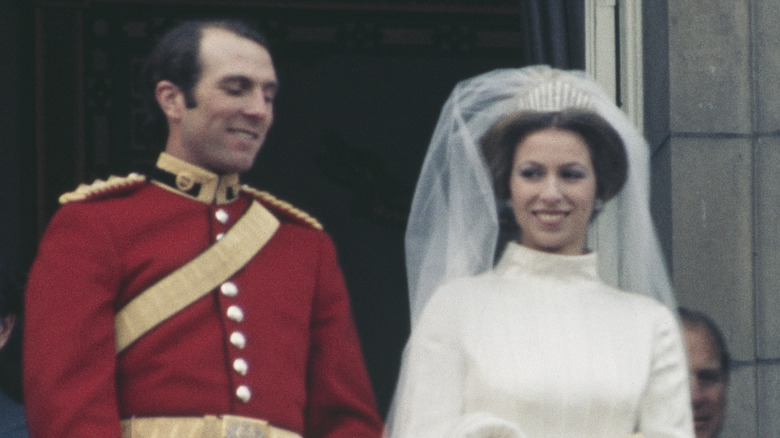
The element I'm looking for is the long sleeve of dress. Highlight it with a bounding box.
[387,287,526,438]
[637,307,694,437]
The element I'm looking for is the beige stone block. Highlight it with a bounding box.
[671,137,753,360]
[668,1,751,134]
[758,364,780,436]
[755,0,780,132]
[722,364,757,437]
[756,138,780,357]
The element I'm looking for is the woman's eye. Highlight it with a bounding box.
[518,168,541,179]
[225,88,244,96]
[561,169,587,179]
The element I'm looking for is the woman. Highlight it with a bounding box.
[387,66,693,437]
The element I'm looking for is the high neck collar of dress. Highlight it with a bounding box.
[494,242,600,281]
[151,153,241,205]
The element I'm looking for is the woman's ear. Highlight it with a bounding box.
[155,80,186,121]
[589,198,606,222]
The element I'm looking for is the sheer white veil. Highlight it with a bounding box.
[404,65,675,329]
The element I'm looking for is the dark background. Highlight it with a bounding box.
[1,0,583,414]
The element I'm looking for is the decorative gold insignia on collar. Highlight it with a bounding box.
[153,153,240,204]
[241,186,323,231]
[175,172,196,192]
[59,173,147,204]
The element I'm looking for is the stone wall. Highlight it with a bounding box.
[648,0,780,435]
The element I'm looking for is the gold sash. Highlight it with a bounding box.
[115,201,279,353]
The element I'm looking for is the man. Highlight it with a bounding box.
[24,20,383,438]
[679,307,730,438]
[0,259,28,438]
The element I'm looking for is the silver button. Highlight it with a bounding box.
[215,209,229,224]
[227,305,244,322]
[216,233,225,241]
[236,385,251,403]
[230,332,246,349]
[233,358,249,376]
[220,282,238,297]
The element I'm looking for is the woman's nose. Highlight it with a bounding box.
[539,176,563,201]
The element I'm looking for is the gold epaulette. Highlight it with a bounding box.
[241,186,323,231]
[58,173,147,205]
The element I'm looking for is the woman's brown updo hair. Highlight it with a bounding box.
[480,109,628,203]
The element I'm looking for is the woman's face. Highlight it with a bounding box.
[509,128,597,255]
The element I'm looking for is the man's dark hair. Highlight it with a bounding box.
[679,306,731,374]
[480,109,628,203]
[141,19,270,147]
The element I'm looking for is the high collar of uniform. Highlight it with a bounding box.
[151,153,241,205]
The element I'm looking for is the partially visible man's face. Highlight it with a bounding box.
[685,324,729,438]
[172,27,277,174]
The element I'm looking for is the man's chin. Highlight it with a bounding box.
[693,421,714,438]
[222,163,255,174]
[214,153,259,174]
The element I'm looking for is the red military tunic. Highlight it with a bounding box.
[23,153,383,438]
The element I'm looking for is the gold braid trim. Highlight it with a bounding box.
[58,173,147,205]
[241,186,323,231]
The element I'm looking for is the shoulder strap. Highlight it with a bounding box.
[114,200,279,354]
[59,173,146,204]
[242,186,323,230]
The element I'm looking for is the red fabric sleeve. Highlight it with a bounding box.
[304,234,384,438]
[24,203,124,438]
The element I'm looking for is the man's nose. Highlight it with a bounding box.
[690,378,705,404]
[244,92,272,119]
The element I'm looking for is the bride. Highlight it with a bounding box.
[386,66,693,437]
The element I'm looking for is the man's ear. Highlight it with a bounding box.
[155,80,186,121]
[0,315,15,350]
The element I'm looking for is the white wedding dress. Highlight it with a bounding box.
[389,243,693,438]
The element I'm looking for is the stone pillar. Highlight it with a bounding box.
[656,0,780,435]
[753,0,780,434]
